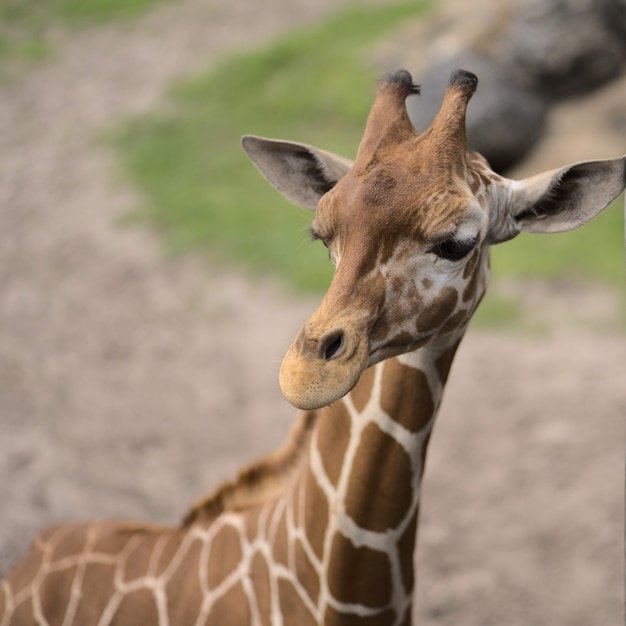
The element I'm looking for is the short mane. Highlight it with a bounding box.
[182,411,318,526]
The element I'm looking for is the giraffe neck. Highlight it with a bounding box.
[300,333,463,624]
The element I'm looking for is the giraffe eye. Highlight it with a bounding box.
[430,237,478,262]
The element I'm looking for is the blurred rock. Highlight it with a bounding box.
[506,0,625,98]
[376,0,626,173]
[407,52,548,173]
[601,0,626,39]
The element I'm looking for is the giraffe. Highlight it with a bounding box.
[1,69,624,626]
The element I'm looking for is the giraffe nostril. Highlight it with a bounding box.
[321,331,344,361]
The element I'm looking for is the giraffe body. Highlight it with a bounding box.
[2,69,624,625]
[1,344,461,626]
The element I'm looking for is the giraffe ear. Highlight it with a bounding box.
[488,156,626,244]
[241,135,353,211]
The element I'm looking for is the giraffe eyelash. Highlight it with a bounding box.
[309,227,334,263]
[309,226,321,243]
[309,227,330,249]
[429,236,478,262]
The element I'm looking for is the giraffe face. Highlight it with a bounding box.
[320,168,488,358]
[280,143,490,410]
[243,68,626,411]
[275,70,491,410]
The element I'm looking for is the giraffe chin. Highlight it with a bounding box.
[278,342,368,411]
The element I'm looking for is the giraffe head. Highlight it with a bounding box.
[243,69,625,411]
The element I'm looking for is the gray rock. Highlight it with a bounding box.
[408,53,548,173]
[600,0,626,40]
[506,0,625,98]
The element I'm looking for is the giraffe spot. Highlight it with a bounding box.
[315,402,352,489]
[327,531,392,608]
[164,538,205,619]
[370,317,391,345]
[292,481,303,529]
[92,524,137,557]
[351,366,376,413]
[463,262,481,302]
[153,530,185,577]
[37,564,77,623]
[462,250,479,279]
[398,512,419,594]
[114,589,160,624]
[72,562,117,624]
[434,341,462,386]
[295,537,320,605]
[399,279,423,311]
[344,422,414,533]
[380,359,434,433]
[304,470,329,561]
[207,580,251,624]
[121,534,154,583]
[207,524,243,589]
[271,504,289,568]
[250,552,272,626]
[415,287,458,333]
[3,592,37,624]
[438,309,468,335]
[324,605,396,626]
[48,522,89,561]
[385,331,419,354]
[278,579,318,626]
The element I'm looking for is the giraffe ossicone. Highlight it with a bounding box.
[1,68,624,626]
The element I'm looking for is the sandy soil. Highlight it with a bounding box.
[0,1,623,624]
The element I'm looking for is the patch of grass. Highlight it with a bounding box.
[0,0,166,24]
[117,1,429,291]
[474,198,625,329]
[56,0,169,21]
[0,0,168,78]
[490,197,624,286]
[473,292,523,329]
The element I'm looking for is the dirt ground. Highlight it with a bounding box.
[0,1,623,624]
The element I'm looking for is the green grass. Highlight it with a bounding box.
[0,0,166,23]
[475,198,624,328]
[0,0,168,78]
[55,0,168,21]
[115,0,624,319]
[117,1,429,291]
[491,199,624,285]
[478,195,624,327]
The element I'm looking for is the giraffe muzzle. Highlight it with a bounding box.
[279,325,369,411]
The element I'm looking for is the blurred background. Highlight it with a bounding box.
[0,0,624,624]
